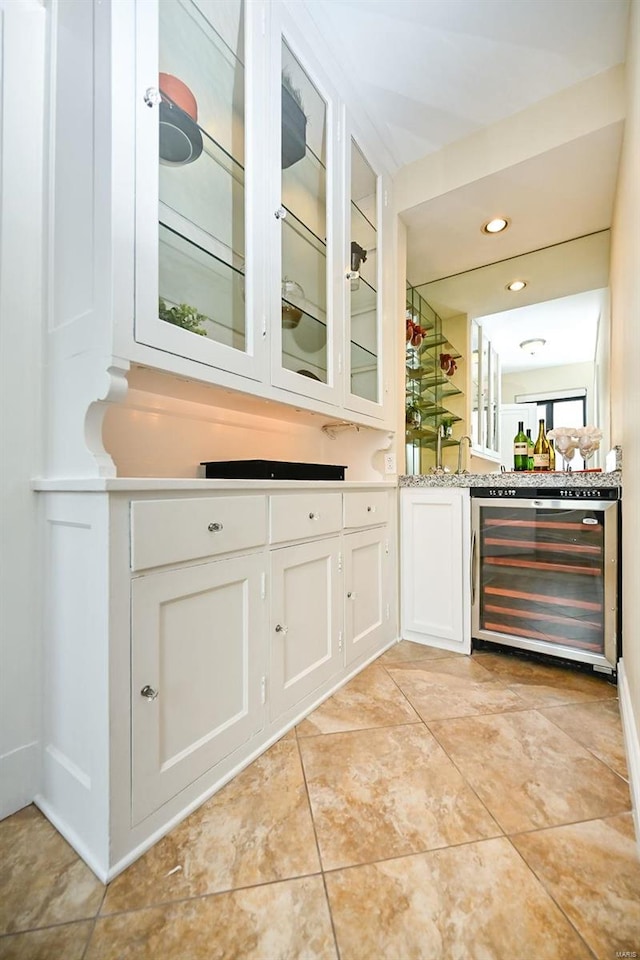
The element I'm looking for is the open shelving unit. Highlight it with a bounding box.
[405,285,466,474]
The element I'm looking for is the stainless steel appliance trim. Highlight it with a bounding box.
[471,497,618,670]
[471,499,480,638]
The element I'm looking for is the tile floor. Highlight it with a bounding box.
[1,641,639,959]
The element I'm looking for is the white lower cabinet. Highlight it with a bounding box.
[344,528,389,665]
[131,553,265,823]
[269,538,343,721]
[401,487,471,653]
[38,483,396,881]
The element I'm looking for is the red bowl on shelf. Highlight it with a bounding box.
[159,72,198,121]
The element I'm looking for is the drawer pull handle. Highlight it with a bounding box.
[308,512,320,520]
[275,623,288,634]
[347,591,357,600]
[367,505,375,513]
[140,685,158,701]
[207,522,224,532]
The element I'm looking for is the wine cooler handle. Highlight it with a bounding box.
[471,530,477,607]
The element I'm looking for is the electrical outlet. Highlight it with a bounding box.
[384,453,396,474]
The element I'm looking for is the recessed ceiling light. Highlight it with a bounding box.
[482,217,509,234]
[520,338,546,355]
[507,280,526,292]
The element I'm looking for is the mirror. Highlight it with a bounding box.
[409,230,612,471]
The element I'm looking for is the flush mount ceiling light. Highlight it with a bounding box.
[507,279,527,292]
[482,217,509,234]
[520,338,546,355]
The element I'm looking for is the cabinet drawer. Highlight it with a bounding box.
[269,493,342,544]
[343,491,389,528]
[131,496,267,571]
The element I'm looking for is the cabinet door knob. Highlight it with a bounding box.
[275,206,287,220]
[367,505,375,513]
[308,512,320,520]
[140,685,159,700]
[144,86,161,108]
[208,522,224,532]
[347,591,357,600]
[275,623,288,634]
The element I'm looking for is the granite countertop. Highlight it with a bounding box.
[399,470,622,489]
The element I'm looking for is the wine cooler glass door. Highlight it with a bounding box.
[471,498,618,671]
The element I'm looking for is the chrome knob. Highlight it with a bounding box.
[140,685,158,700]
[347,591,357,600]
[208,522,224,532]
[275,206,287,220]
[308,512,319,520]
[144,87,161,108]
[367,505,375,513]
[275,623,288,634]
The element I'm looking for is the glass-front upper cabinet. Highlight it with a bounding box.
[270,14,340,403]
[347,135,381,412]
[471,320,501,458]
[135,0,264,381]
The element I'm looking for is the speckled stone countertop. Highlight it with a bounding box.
[399,470,622,489]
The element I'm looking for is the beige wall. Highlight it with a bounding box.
[502,362,595,421]
[610,0,640,793]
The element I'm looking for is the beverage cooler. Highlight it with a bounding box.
[471,487,620,674]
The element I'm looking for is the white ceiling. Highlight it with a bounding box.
[478,289,605,373]
[304,0,629,169]
[305,0,629,378]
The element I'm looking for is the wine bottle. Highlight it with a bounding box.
[548,438,556,471]
[526,429,534,471]
[533,419,550,470]
[513,421,528,471]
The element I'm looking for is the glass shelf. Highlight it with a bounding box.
[159,223,246,347]
[405,426,462,449]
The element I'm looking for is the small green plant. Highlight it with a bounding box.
[158,298,209,336]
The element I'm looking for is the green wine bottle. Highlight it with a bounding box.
[513,421,528,471]
[526,429,534,471]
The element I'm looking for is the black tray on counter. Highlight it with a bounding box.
[200,460,347,481]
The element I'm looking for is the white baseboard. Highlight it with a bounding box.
[0,741,39,821]
[34,796,109,884]
[618,658,640,852]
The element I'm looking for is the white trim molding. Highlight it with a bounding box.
[618,658,640,854]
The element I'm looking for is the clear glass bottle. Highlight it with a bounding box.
[533,419,550,471]
[513,421,528,471]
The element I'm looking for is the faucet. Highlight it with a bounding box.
[430,423,449,474]
[456,436,472,474]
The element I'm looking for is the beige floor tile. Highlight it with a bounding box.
[378,640,462,664]
[430,710,630,833]
[541,698,629,779]
[325,837,592,960]
[0,921,93,960]
[473,651,618,707]
[87,876,337,960]
[296,664,420,736]
[513,813,640,960]
[102,740,320,915]
[387,656,527,721]
[299,723,500,870]
[0,806,104,935]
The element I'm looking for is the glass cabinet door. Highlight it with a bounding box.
[347,137,380,409]
[135,0,264,380]
[471,321,480,449]
[273,33,336,398]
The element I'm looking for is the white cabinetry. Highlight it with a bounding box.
[470,321,501,460]
[45,0,395,483]
[131,553,265,823]
[38,482,397,881]
[269,537,342,720]
[400,487,471,654]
